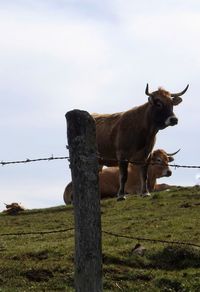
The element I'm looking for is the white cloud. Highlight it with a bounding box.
[0,7,109,62]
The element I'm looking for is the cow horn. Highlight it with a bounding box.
[171,85,189,97]
[145,83,151,96]
[167,149,181,156]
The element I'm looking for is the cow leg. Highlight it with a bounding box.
[117,160,128,201]
[140,165,150,196]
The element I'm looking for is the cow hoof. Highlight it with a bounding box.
[117,195,126,201]
[142,192,151,197]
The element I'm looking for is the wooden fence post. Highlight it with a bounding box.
[66,109,103,292]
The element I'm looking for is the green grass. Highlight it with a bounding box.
[0,186,200,291]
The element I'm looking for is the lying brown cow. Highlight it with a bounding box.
[93,84,188,199]
[3,202,25,215]
[63,148,179,204]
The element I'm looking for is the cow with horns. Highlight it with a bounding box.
[63,148,179,204]
[92,84,189,200]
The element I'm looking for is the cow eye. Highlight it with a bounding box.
[156,158,162,163]
[155,100,163,108]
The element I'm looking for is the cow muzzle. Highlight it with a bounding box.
[162,169,172,177]
[166,169,172,177]
[165,115,178,127]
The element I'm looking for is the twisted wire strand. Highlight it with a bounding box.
[0,227,199,249]
[1,154,200,169]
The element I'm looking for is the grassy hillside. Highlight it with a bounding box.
[0,186,200,291]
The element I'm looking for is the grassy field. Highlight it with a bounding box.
[0,186,200,291]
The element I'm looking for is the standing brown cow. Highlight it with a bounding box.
[93,84,188,200]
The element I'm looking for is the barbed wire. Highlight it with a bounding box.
[0,227,74,237]
[0,226,199,248]
[0,155,70,166]
[169,164,200,169]
[1,154,200,169]
[102,230,200,248]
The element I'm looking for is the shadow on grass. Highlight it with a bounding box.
[22,268,74,288]
[149,245,200,270]
[12,250,49,261]
[23,269,53,282]
[103,245,200,271]
[155,277,189,292]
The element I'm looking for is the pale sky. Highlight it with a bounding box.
[0,0,200,211]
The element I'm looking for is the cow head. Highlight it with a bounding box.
[145,84,189,130]
[149,148,180,178]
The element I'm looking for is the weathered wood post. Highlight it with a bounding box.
[66,109,103,292]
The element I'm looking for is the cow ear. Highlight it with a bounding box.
[148,96,154,105]
[168,156,174,162]
[172,96,182,106]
